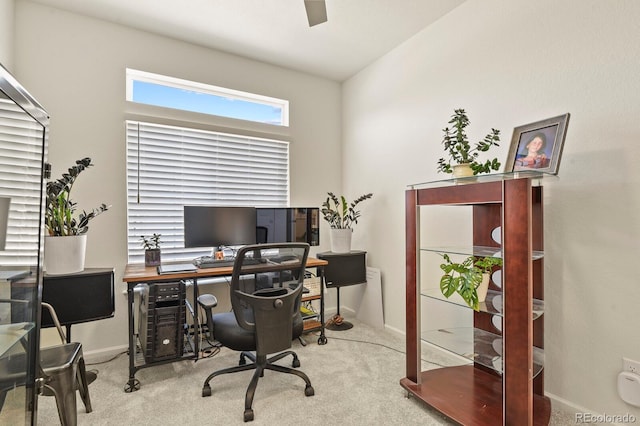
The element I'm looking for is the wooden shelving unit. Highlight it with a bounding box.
[401,173,550,425]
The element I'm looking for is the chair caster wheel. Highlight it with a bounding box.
[244,409,254,422]
[317,335,327,345]
[202,384,212,397]
[305,384,314,397]
[292,358,300,368]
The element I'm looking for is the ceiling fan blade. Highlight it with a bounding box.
[304,0,328,27]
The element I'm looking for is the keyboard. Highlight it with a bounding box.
[193,257,263,269]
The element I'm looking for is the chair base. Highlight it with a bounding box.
[325,314,353,331]
[202,351,313,422]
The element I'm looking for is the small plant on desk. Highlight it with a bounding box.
[140,233,161,267]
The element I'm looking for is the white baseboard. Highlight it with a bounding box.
[383,323,404,337]
[84,344,128,363]
[543,391,614,423]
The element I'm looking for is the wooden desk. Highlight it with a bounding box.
[122,257,328,392]
[123,257,327,283]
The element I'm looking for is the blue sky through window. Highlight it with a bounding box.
[132,81,283,125]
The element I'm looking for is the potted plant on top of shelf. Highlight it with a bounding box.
[45,157,110,275]
[321,192,373,253]
[439,253,503,311]
[140,233,162,267]
[436,108,502,178]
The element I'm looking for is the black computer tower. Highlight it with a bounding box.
[138,281,186,363]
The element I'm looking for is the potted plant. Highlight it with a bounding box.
[44,157,110,275]
[140,233,162,267]
[439,253,503,311]
[321,192,373,253]
[436,108,502,178]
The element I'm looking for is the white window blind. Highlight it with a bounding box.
[126,121,289,263]
[0,98,45,265]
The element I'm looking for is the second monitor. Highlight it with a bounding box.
[256,207,319,246]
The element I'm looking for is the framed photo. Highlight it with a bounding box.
[505,113,570,174]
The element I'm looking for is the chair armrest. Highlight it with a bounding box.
[197,294,218,311]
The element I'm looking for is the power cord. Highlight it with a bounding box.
[309,331,449,369]
[200,342,222,359]
[85,350,127,366]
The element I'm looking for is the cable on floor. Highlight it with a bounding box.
[85,350,127,366]
[309,331,449,368]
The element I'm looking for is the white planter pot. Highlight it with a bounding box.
[330,228,352,253]
[452,163,474,179]
[477,273,491,303]
[44,234,87,275]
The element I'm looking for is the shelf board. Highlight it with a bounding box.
[302,319,322,332]
[420,245,544,260]
[421,288,544,320]
[408,170,555,190]
[400,366,551,426]
[301,294,321,302]
[421,327,544,378]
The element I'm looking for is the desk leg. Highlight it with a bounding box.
[317,268,327,345]
[192,279,200,358]
[124,283,141,392]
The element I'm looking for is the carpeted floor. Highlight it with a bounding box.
[35,318,575,425]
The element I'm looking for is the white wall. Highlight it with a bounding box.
[0,0,14,69]
[13,0,640,416]
[14,1,341,351]
[343,0,640,417]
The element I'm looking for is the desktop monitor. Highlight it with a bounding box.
[256,207,319,246]
[183,206,257,249]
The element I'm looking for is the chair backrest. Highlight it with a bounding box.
[230,242,310,355]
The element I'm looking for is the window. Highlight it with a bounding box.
[126,69,289,126]
[0,97,46,265]
[126,121,289,263]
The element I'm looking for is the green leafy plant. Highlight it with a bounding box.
[436,108,501,175]
[321,192,373,229]
[439,253,503,311]
[45,157,110,236]
[139,233,161,250]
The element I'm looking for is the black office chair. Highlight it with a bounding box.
[197,242,314,422]
[0,300,92,426]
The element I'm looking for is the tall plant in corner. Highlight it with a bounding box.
[321,192,372,253]
[44,157,110,275]
[45,157,110,236]
[321,192,373,229]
